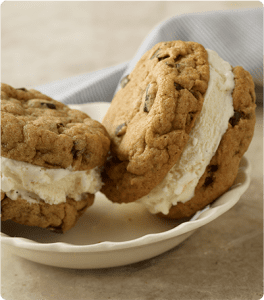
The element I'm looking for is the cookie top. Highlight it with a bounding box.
[1,83,110,171]
[102,41,210,203]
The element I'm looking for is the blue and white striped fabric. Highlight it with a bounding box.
[36,8,263,105]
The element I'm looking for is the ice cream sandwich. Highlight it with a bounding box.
[1,83,110,232]
[101,41,256,218]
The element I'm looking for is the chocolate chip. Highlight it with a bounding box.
[120,75,130,88]
[71,142,86,160]
[190,90,200,100]
[144,84,156,113]
[174,83,184,91]
[208,165,218,173]
[71,142,78,159]
[165,62,175,68]
[187,112,195,124]
[56,123,64,130]
[165,62,182,71]
[115,122,127,136]
[71,146,85,159]
[57,123,64,134]
[44,161,60,167]
[229,111,245,127]
[157,55,170,61]
[150,49,160,60]
[175,55,183,62]
[41,102,56,109]
[203,165,218,187]
[71,144,78,159]
[203,176,214,187]
[16,87,28,91]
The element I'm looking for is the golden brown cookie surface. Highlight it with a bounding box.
[101,41,210,203]
[163,66,256,219]
[1,192,94,233]
[1,83,110,171]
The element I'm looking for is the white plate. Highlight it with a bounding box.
[1,103,251,269]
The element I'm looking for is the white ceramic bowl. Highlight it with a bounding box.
[1,103,251,269]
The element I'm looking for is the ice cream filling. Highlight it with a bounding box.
[1,157,102,205]
[137,49,235,215]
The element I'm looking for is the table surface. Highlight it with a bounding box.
[1,2,263,300]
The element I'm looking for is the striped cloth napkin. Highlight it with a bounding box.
[36,8,263,105]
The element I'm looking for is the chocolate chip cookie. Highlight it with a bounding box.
[1,83,110,232]
[102,41,209,203]
[101,41,256,219]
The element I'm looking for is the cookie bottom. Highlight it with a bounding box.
[159,66,256,219]
[1,192,94,233]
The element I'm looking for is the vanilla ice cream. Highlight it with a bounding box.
[1,157,102,205]
[138,49,235,215]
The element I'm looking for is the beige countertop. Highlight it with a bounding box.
[1,2,263,300]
